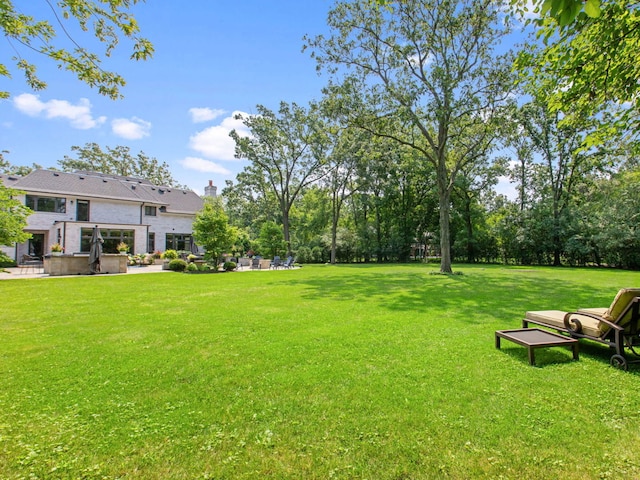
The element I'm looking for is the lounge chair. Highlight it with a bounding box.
[270,256,281,269]
[282,256,294,269]
[522,288,640,370]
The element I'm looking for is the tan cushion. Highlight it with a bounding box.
[577,307,609,334]
[525,310,602,337]
[603,288,640,324]
[577,307,607,316]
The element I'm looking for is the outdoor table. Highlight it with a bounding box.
[495,328,579,366]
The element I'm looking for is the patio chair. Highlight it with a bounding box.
[282,256,294,269]
[250,257,261,270]
[270,256,281,269]
[20,254,43,274]
[522,288,640,370]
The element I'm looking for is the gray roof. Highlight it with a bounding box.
[0,170,203,214]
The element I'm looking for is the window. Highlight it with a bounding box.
[148,232,155,253]
[145,205,157,216]
[76,200,90,222]
[81,228,135,253]
[26,195,66,213]
[166,233,192,251]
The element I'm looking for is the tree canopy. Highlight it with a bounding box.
[231,102,330,256]
[514,1,639,147]
[59,143,183,187]
[0,0,153,99]
[307,0,515,273]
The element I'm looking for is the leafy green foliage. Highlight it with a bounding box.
[231,102,330,255]
[0,184,32,247]
[58,143,182,187]
[168,258,187,272]
[258,221,285,258]
[161,249,178,260]
[0,0,153,99]
[514,1,639,147]
[306,0,516,273]
[192,197,237,265]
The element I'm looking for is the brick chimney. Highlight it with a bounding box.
[204,180,217,198]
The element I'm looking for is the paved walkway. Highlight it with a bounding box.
[0,263,293,280]
[0,263,168,280]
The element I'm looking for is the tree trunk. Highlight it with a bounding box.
[438,187,453,274]
[282,207,292,257]
[463,194,475,263]
[330,204,338,264]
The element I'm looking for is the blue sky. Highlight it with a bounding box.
[0,1,334,194]
[1,1,528,197]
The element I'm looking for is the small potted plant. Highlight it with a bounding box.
[117,242,129,254]
[50,243,64,256]
[161,249,178,269]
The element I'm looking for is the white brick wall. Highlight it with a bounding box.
[6,192,198,261]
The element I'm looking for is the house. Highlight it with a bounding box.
[0,169,216,262]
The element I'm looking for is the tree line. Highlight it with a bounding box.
[222,0,640,270]
[2,0,638,271]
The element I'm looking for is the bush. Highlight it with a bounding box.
[186,262,198,272]
[311,246,326,263]
[223,261,236,271]
[162,249,179,260]
[168,259,188,272]
[296,246,312,264]
[0,251,16,268]
[198,263,210,271]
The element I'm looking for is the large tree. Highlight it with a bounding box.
[307,0,515,273]
[230,102,331,256]
[59,143,182,187]
[0,0,153,99]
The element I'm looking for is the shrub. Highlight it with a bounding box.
[198,263,210,271]
[162,249,179,260]
[296,246,312,263]
[311,246,325,263]
[168,259,188,272]
[223,261,236,271]
[186,262,198,272]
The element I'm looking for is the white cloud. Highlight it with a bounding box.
[502,1,539,23]
[495,176,518,200]
[13,93,106,129]
[188,111,251,161]
[189,107,226,123]
[111,117,151,140]
[180,156,232,175]
[408,53,434,68]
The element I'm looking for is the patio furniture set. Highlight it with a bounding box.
[496,288,640,370]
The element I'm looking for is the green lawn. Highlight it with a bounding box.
[1,264,640,479]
